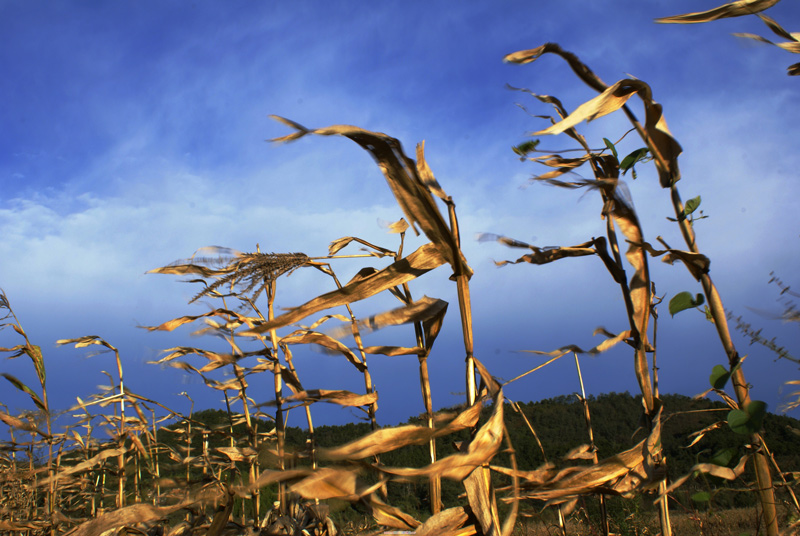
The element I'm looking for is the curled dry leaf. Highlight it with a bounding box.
[380,390,504,481]
[367,495,421,531]
[685,420,727,448]
[290,467,359,501]
[280,329,366,372]
[216,446,257,463]
[270,116,471,278]
[639,240,710,281]
[506,45,681,188]
[261,388,378,408]
[67,497,207,536]
[662,454,750,499]
[386,217,410,234]
[320,396,483,461]
[414,506,471,536]
[328,236,395,257]
[328,296,447,343]
[655,0,782,24]
[464,465,501,536]
[508,411,663,504]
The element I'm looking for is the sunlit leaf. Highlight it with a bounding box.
[655,0,781,24]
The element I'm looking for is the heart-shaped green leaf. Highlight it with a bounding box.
[669,291,705,316]
[709,364,730,389]
[684,195,702,217]
[746,400,767,429]
[727,400,768,435]
[727,409,751,435]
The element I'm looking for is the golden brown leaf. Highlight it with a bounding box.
[280,329,366,372]
[415,506,472,536]
[320,397,483,461]
[241,243,447,335]
[263,389,378,407]
[655,0,782,24]
[380,391,504,481]
[290,467,359,501]
[67,499,203,536]
[464,466,501,536]
[270,117,471,278]
[368,495,421,530]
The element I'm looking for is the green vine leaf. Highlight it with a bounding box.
[619,147,649,178]
[684,195,701,217]
[669,291,705,317]
[709,364,730,389]
[728,400,768,435]
[603,138,618,159]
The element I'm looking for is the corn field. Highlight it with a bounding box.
[2,2,800,535]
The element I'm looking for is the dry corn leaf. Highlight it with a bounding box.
[216,446,257,463]
[39,447,129,487]
[328,236,395,257]
[414,506,471,536]
[655,0,782,24]
[263,389,378,407]
[416,141,451,203]
[368,494,421,531]
[0,520,48,531]
[329,296,447,343]
[271,116,471,278]
[513,414,662,503]
[381,391,504,481]
[280,329,366,372]
[490,463,559,486]
[564,444,596,461]
[142,309,252,332]
[685,421,727,448]
[663,454,750,498]
[532,80,648,136]
[357,296,447,334]
[506,45,681,188]
[464,465,501,536]
[67,499,203,536]
[479,234,598,267]
[0,411,44,435]
[387,217,410,234]
[504,44,607,93]
[733,32,800,52]
[290,467,359,501]
[526,329,632,359]
[362,345,425,356]
[639,241,710,281]
[241,243,446,335]
[321,397,483,461]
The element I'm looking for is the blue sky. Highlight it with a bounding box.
[1,1,798,432]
